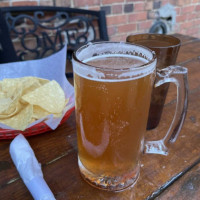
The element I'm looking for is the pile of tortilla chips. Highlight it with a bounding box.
[0,77,67,131]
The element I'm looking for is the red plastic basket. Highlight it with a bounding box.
[0,107,75,140]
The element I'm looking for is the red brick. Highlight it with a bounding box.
[117,23,136,34]
[0,2,10,7]
[74,0,100,7]
[107,14,127,26]
[179,21,194,29]
[175,7,181,15]
[112,4,123,14]
[126,0,143,1]
[193,19,200,26]
[176,15,188,23]
[192,0,200,3]
[102,0,124,5]
[128,12,147,22]
[145,1,153,10]
[196,5,200,11]
[110,34,127,42]
[89,6,101,10]
[40,0,54,6]
[134,2,145,11]
[108,26,117,36]
[161,0,169,6]
[181,5,195,13]
[185,27,199,35]
[195,10,200,18]
[12,1,38,6]
[166,0,178,6]
[181,29,187,35]
[177,0,191,6]
[187,13,197,20]
[138,20,152,30]
[55,0,71,7]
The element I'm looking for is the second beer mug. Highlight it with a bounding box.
[72,42,188,191]
[126,34,182,130]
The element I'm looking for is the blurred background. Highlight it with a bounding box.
[1,0,199,41]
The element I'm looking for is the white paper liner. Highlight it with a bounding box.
[10,134,56,200]
[0,45,75,130]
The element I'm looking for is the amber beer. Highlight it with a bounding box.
[73,42,156,191]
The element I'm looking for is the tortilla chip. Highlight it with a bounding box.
[0,77,66,130]
[22,80,65,113]
[0,104,33,130]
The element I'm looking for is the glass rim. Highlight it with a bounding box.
[126,33,181,49]
[72,41,157,71]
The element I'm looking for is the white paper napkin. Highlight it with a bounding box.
[10,134,56,200]
[0,45,75,130]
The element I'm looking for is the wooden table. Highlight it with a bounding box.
[0,33,200,200]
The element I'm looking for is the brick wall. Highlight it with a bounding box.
[1,0,200,41]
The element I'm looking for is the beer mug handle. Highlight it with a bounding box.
[144,65,189,155]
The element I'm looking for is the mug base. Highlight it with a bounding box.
[78,157,140,192]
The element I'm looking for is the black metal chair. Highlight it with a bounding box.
[0,10,19,63]
[0,6,109,78]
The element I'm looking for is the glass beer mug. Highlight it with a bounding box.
[72,42,188,191]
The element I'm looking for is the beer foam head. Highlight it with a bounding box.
[72,42,157,81]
